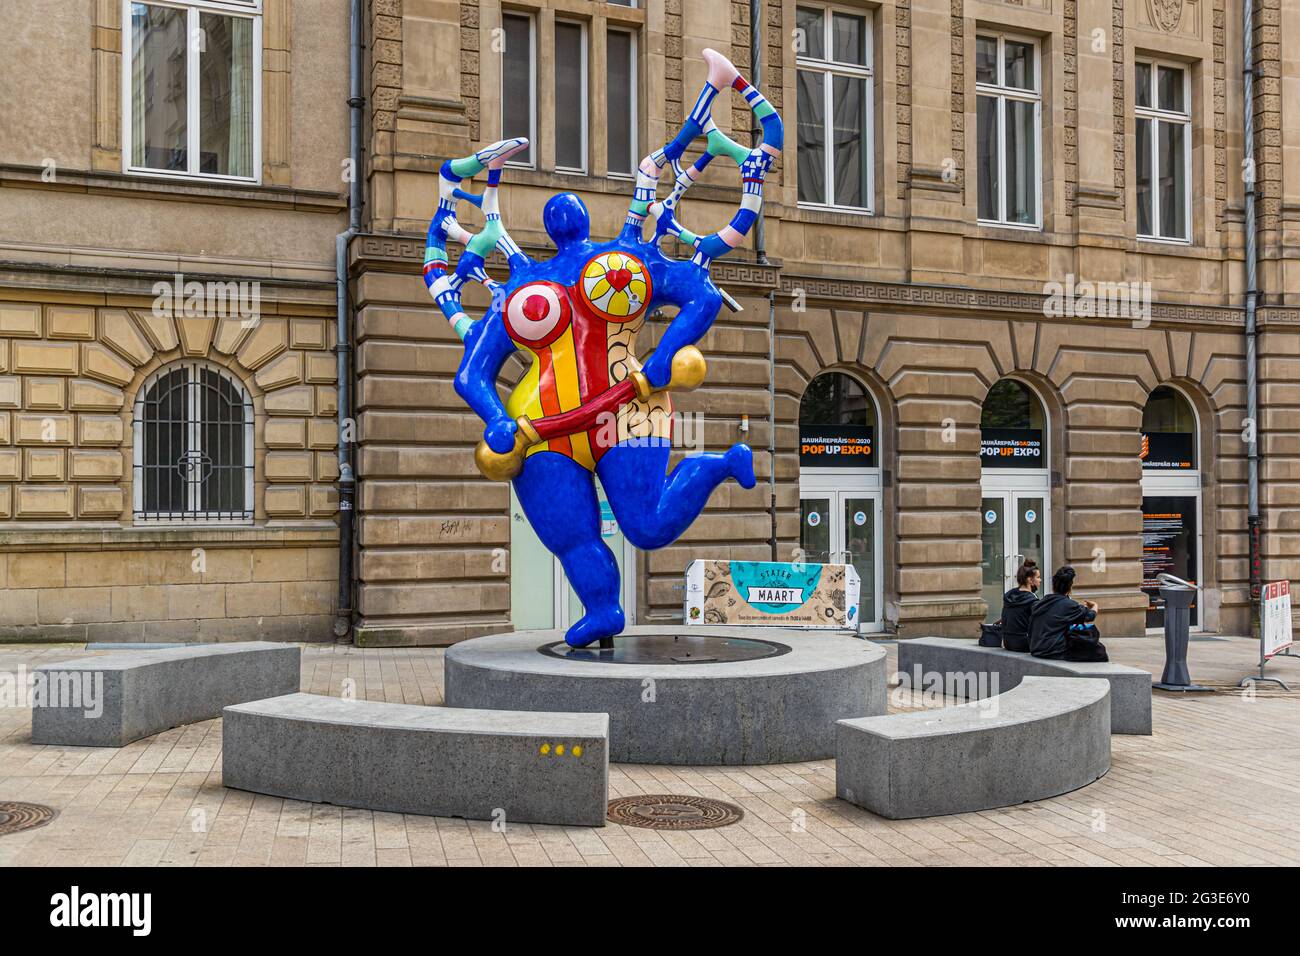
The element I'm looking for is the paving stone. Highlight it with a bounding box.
[1,637,1299,866]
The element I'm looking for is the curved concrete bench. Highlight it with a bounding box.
[897,636,1152,734]
[31,642,299,747]
[222,693,610,827]
[836,676,1111,819]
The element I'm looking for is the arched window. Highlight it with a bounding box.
[980,378,1046,469]
[1142,385,1196,435]
[133,362,254,522]
[799,371,878,469]
[1141,386,1197,470]
[980,378,1045,431]
[799,371,876,428]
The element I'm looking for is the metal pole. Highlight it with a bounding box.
[768,290,778,561]
[750,0,767,265]
[334,0,364,642]
[1243,0,1261,637]
[1236,0,1285,688]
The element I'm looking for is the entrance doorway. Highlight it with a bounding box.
[509,482,637,631]
[798,372,884,632]
[980,379,1050,621]
[1140,386,1202,630]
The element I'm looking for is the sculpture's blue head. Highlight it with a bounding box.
[543,193,591,250]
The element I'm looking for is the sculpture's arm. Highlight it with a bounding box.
[454,313,520,453]
[640,269,723,389]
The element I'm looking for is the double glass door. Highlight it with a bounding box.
[981,490,1047,622]
[799,481,882,632]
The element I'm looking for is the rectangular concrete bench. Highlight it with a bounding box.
[837,676,1111,819]
[897,636,1152,734]
[222,693,610,827]
[31,642,300,748]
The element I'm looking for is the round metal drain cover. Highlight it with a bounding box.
[607,795,744,830]
[0,802,56,837]
[541,633,791,665]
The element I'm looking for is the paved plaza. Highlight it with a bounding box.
[2,637,1298,867]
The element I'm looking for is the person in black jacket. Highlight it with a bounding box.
[1029,566,1108,662]
[1000,560,1040,652]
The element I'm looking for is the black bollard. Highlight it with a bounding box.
[1152,575,1212,692]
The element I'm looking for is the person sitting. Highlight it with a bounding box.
[1029,566,1109,662]
[1000,560,1040,652]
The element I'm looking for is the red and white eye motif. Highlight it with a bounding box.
[503,281,572,347]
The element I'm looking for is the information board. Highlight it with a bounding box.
[685,559,860,629]
[1262,580,1294,658]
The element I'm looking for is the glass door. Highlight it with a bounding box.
[1012,492,1045,574]
[1141,492,1200,630]
[982,491,1048,622]
[799,489,882,632]
[842,496,878,629]
[800,495,834,565]
[981,496,1009,622]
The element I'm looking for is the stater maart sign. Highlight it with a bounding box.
[684,559,861,629]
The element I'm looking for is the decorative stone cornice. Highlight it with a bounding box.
[776,273,1300,327]
[350,233,783,291]
[346,234,1300,326]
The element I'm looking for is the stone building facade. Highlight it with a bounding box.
[350,0,1300,645]
[0,1,347,641]
[2,0,1297,646]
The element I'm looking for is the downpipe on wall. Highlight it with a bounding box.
[335,0,364,642]
[1243,0,1262,639]
[750,0,778,560]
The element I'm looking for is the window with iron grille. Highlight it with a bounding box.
[133,362,254,522]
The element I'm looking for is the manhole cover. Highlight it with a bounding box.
[607,795,744,830]
[540,633,791,665]
[0,802,56,836]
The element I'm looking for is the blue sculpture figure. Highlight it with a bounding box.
[424,49,783,647]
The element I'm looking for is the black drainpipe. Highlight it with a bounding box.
[335,0,364,642]
[750,0,778,560]
[1243,0,1262,638]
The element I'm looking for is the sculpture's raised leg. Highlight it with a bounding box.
[597,440,756,551]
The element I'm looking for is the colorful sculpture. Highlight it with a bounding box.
[424,49,783,647]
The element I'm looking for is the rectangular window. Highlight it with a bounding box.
[606,28,637,176]
[1135,60,1191,242]
[796,4,873,211]
[501,12,535,166]
[975,34,1041,227]
[554,20,588,173]
[124,1,260,182]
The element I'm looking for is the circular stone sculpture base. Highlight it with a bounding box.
[444,627,887,766]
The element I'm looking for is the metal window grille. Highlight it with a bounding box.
[133,362,254,522]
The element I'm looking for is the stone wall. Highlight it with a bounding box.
[0,538,336,643]
[0,299,341,641]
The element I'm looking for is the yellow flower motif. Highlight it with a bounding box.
[580,252,650,320]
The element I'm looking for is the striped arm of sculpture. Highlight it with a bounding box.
[618,48,783,270]
[424,138,532,340]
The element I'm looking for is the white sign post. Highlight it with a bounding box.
[1241,580,1296,690]
[1262,581,1293,658]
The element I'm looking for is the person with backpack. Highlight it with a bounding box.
[1029,565,1108,662]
